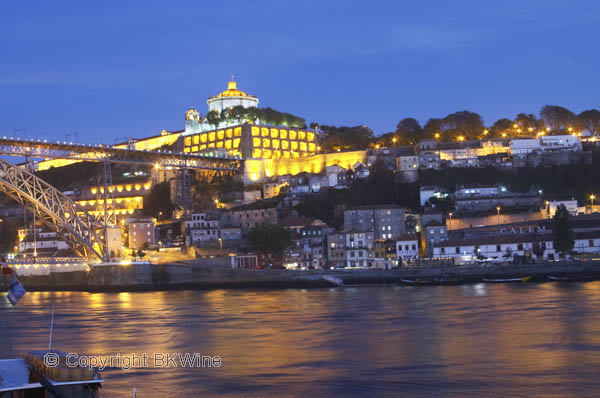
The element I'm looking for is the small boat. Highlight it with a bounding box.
[483,275,532,283]
[547,275,573,281]
[400,279,435,285]
[547,275,598,282]
[0,350,103,397]
[321,275,344,287]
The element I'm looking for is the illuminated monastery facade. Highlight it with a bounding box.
[181,79,319,161]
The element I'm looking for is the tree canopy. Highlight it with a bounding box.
[143,181,173,220]
[247,222,292,258]
[552,204,575,257]
[206,106,306,128]
[321,125,375,151]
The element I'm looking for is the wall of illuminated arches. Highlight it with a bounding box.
[182,124,318,160]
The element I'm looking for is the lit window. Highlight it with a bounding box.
[307,132,315,141]
[289,130,297,140]
[263,138,270,148]
[226,129,233,138]
[184,137,191,146]
[193,135,199,145]
[261,128,269,137]
[200,134,207,143]
[235,127,242,137]
[209,132,216,141]
[271,129,279,138]
[233,138,241,148]
[291,141,298,150]
[298,131,306,140]
[251,127,260,137]
[253,138,261,147]
[281,140,289,150]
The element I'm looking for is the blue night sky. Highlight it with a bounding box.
[1,0,599,143]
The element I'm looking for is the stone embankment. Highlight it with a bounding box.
[2,260,600,292]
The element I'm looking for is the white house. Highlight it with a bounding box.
[395,234,419,259]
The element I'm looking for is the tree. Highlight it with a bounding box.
[0,220,18,253]
[514,113,538,133]
[423,118,443,139]
[540,105,576,132]
[491,118,513,138]
[321,125,374,151]
[552,204,575,258]
[143,181,173,220]
[247,222,292,258]
[441,111,484,140]
[395,117,423,144]
[206,110,220,128]
[578,109,600,135]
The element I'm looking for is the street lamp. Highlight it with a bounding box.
[392,137,397,146]
[590,194,596,207]
[496,206,501,225]
[218,237,223,256]
[448,212,453,229]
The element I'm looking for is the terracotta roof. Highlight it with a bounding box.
[278,216,314,228]
[425,220,445,227]
[348,204,403,211]
[395,234,419,241]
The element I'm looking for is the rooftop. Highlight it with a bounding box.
[208,79,257,100]
[348,204,403,211]
[437,230,600,248]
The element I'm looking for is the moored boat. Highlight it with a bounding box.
[482,275,532,283]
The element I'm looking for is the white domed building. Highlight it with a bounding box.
[207,79,258,113]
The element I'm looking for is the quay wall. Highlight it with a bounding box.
[2,260,600,292]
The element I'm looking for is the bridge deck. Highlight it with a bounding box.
[0,137,243,171]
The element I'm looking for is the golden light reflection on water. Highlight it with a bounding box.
[4,284,600,396]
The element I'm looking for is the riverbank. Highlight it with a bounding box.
[2,260,600,292]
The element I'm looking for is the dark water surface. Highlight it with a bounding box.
[2,283,600,397]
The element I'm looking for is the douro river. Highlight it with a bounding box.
[2,283,600,397]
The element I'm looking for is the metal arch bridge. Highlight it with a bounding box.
[0,158,106,260]
[0,136,244,262]
[0,136,243,171]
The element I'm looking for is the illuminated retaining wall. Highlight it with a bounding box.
[243,150,367,184]
[182,124,319,160]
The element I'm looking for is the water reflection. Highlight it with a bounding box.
[2,284,600,397]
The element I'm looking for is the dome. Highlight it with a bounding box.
[210,78,256,99]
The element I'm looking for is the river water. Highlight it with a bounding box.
[2,283,600,397]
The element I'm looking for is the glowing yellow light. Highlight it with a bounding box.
[457,136,465,142]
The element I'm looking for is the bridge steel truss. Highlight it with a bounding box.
[0,137,243,171]
[0,137,244,262]
[0,158,107,262]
